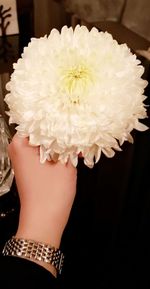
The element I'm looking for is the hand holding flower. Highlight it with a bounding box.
[5,25,148,168]
[8,134,77,275]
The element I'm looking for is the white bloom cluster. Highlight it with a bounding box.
[5,25,148,167]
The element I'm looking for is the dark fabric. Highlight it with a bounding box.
[60,104,150,289]
[0,255,57,289]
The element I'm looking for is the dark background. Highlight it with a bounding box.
[0,1,150,288]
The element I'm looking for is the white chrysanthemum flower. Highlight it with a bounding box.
[5,25,148,168]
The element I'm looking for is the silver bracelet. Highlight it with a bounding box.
[2,236,64,274]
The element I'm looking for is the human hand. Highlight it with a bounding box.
[8,134,77,249]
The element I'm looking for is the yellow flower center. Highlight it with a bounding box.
[62,64,93,104]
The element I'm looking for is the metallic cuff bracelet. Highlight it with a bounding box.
[2,236,64,274]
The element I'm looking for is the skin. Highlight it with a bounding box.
[8,134,77,277]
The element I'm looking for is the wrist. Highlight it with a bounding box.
[16,207,63,248]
